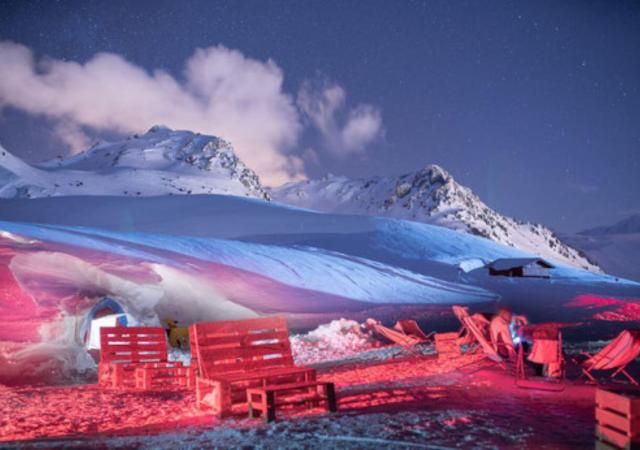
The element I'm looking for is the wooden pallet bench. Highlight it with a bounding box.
[190,316,317,417]
[247,381,337,422]
[99,326,192,390]
[596,387,640,450]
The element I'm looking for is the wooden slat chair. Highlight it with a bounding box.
[452,305,502,362]
[99,326,192,389]
[367,320,423,348]
[577,330,640,386]
[189,316,316,416]
[394,320,434,342]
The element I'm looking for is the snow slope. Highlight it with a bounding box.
[0,125,269,200]
[271,165,598,271]
[0,194,637,384]
[565,214,640,281]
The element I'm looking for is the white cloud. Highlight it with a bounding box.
[297,79,382,156]
[0,41,303,185]
[51,123,92,155]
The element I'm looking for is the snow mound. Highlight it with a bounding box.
[291,319,378,365]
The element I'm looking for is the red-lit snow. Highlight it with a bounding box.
[291,319,380,365]
[566,294,640,321]
[0,348,605,449]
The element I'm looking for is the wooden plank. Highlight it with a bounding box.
[198,343,291,361]
[597,389,636,417]
[102,343,167,352]
[597,424,640,450]
[193,316,287,336]
[194,331,289,348]
[214,366,313,382]
[196,326,289,338]
[199,342,291,360]
[101,326,166,335]
[255,381,327,392]
[597,408,640,436]
[203,357,293,375]
[102,350,166,359]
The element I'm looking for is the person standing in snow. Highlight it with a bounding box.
[490,307,516,359]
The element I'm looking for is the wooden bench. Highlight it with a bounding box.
[189,316,317,416]
[247,381,337,422]
[99,326,193,389]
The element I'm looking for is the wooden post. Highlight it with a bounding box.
[326,382,337,413]
[265,390,276,422]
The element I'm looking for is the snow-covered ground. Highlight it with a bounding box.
[0,341,604,449]
[0,193,637,384]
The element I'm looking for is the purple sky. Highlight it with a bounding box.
[0,0,638,232]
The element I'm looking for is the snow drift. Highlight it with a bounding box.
[0,193,637,385]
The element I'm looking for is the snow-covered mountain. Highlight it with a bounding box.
[0,125,269,200]
[578,214,640,236]
[0,126,598,271]
[564,215,640,281]
[271,165,599,271]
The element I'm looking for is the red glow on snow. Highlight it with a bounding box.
[0,352,599,447]
[565,294,640,322]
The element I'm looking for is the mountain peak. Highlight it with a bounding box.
[419,164,450,185]
[271,164,599,272]
[147,124,171,133]
[0,129,270,200]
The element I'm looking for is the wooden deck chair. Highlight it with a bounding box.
[394,320,434,342]
[368,321,423,348]
[452,305,502,362]
[577,329,640,386]
[516,323,566,391]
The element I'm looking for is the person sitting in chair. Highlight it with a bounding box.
[490,307,516,359]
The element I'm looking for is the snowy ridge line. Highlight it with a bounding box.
[0,125,598,272]
[0,126,269,200]
[271,165,599,272]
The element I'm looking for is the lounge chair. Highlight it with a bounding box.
[366,319,424,348]
[394,320,434,342]
[452,305,502,362]
[576,329,640,385]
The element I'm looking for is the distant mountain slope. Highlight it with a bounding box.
[565,215,640,281]
[0,126,598,272]
[578,214,640,236]
[271,165,599,271]
[0,125,269,200]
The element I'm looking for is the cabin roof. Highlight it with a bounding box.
[487,257,554,271]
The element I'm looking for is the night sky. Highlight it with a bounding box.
[0,0,638,233]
